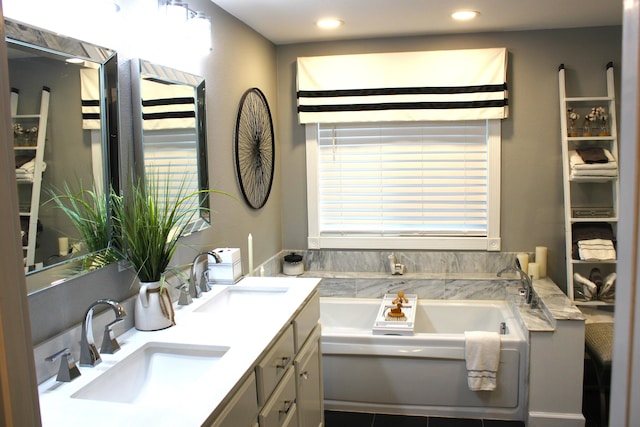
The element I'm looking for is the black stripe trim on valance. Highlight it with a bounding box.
[298,99,509,113]
[143,111,196,120]
[82,100,100,107]
[142,97,195,107]
[298,83,507,99]
[82,113,101,120]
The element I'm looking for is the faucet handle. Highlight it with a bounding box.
[46,348,81,382]
[100,318,124,354]
[178,283,193,306]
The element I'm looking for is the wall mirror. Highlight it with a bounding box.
[131,58,210,235]
[5,18,120,293]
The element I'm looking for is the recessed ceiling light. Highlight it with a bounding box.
[451,10,480,21]
[316,18,343,30]
[65,58,84,64]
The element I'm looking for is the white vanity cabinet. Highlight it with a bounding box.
[294,325,323,427]
[209,373,259,427]
[209,289,323,427]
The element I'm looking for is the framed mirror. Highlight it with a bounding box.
[5,18,120,292]
[131,58,210,235]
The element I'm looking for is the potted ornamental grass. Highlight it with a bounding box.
[111,172,229,331]
[46,181,121,271]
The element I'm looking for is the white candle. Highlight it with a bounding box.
[528,262,540,280]
[247,233,253,276]
[516,253,529,275]
[535,246,548,278]
[58,237,69,256]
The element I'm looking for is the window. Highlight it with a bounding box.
[305,120,501,250]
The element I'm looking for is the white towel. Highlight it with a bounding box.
[569,149,617,170]
[578,238,616,261]
[464,331,500,391]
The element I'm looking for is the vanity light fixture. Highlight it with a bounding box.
[189,11,212,52]
[451,10,480,21]
[161,0,189,23]
[316,18,344,30]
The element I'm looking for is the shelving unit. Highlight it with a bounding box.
[558,63,618,305]
[12,86,50,270]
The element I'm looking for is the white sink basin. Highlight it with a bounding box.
[195,286,289,314]
[72,342,229,404]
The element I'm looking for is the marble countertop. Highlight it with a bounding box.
[37,276,321,427]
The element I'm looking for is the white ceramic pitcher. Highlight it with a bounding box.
[135,281,175,331]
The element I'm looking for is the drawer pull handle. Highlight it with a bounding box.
[279,399,294,415]
[275,356,290,369]
[300,371,309,380]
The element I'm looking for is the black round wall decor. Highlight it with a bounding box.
[234,88,275,209]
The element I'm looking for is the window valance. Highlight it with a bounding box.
[297,47,508,124]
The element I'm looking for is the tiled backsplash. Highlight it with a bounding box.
[261,249,526,299]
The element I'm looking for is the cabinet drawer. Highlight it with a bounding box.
[259,368,297,427]
[209,373,258,427]
[256,325,295,405]
[293,291,320,352]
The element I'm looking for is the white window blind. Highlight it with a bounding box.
[306,120,501,250]
[143,128,200,228]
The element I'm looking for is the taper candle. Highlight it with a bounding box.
[535,246,548,278]
[248,233,253,276]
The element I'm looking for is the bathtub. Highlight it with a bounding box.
[320,297,528,421]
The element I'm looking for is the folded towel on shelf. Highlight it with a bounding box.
[576,147,609,163]
[464,331,500,391]
[578,238,617,261]
[569,150,617,170]
[15,159,46,181]
[571,169,618,179]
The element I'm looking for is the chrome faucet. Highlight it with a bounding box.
[190,251,223,298]
[497,259,535,305]
[388,252,407,275]
[80,299,126,367]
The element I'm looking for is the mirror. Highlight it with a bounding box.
[5,18,120,291]
[131,58,210,235]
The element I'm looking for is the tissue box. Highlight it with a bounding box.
[208,248,242,284]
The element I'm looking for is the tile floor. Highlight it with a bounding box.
[324,411,524,427]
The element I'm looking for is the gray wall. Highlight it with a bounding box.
[26,0,282,344]
[22,9,622,345]
[276,26,622,290]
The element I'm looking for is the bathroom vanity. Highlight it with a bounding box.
[36,277,323,427]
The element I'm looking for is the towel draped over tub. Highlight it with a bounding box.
[464,331,501,391]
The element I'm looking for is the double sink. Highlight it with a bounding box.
[69,283,290,405]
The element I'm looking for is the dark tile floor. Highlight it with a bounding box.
[324,411,525,427]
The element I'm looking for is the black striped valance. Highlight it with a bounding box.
[297,48,508,123]
[141,79,196,130]
[80,69,101,130]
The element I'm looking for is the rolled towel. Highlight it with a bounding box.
[464,331,500,391]
[589,268,604,291]
[574,272,597,300]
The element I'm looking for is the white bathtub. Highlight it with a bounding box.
[320,297,528,421]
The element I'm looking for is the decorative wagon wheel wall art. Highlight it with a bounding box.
[234,88,275,209]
